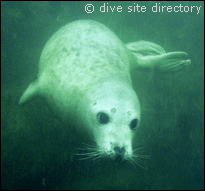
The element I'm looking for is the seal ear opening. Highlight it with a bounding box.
[19,80,39,105]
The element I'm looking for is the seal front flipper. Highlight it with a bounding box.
[127,41,191,71]
[19,80,39,105]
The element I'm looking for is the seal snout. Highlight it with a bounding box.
[114,146,125,162]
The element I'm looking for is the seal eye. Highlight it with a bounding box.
[130,119,138,130]
[97,112,109,124]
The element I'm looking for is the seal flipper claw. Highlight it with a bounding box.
[156,55,191,71]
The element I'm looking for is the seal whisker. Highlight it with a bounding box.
[133,146,148,152]
[81,142,96,148]
[131,157,148,170]
[74,143,102,161]
[77,153,101,161]
[76,147,97,151]
[91,155,102,161]
[74,152,99,156]
[130,147,150,170]
[74,149,100,156]
[133,153,151,159]
[132,155,149,170]
[127,158,137,169]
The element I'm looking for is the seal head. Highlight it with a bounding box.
[81,80,141,161]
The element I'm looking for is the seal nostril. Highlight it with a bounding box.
[114,146,125,155]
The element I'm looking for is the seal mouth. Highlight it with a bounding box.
[114,146,125,162]
[114,155,124,162]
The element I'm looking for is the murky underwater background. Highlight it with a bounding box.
[1,1,204,190]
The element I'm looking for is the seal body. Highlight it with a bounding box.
[19,20,190,163]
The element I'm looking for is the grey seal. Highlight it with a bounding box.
[19,20,191,164]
